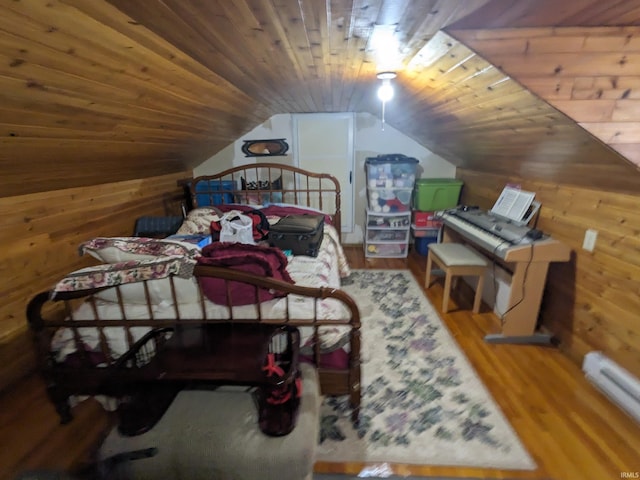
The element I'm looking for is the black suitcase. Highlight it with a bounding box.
[269,214,324,257]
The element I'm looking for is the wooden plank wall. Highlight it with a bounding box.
[0,171,189,391]
[450,27,640,376]
[0,0,265,197]
[389,31,640,192]
[0,0,488,198]
[448,0,640,30]
[457,169,640,379]
[454,27,640,167]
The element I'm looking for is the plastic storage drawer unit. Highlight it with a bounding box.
[365,210,411,258]
[414,178,463,211]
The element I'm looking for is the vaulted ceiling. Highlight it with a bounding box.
[2,0,640,196]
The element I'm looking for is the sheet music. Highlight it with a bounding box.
[490,187,535,223]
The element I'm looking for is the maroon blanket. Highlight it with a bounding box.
[197,242,294,306]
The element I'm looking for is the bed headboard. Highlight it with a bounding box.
[190,163,342,234]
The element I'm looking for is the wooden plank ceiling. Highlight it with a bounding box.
[2,0,640,196]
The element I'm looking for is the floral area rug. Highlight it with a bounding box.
[316,270,536,470]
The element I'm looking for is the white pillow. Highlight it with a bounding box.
[52,257,199,305]
[80,237,199,263]
[175,207,224,235]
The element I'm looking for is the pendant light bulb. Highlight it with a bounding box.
[377,80,394,102]
[376,72,396,131]
[376,71,396,102]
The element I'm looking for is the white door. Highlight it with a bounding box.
[293,113,354,233]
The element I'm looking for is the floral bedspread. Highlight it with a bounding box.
[51,222,353,362]
[51,256,195,298]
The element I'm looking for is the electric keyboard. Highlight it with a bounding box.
[441,209,535,259]
[439,207,571,344]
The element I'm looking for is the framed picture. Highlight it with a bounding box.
[241,139,289,157]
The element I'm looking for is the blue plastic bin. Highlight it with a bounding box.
[194,180,236,206]
[415,236,438,256]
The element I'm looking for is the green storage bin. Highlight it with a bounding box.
[414,178,463,211]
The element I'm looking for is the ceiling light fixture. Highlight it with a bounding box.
[377,71,396,101]
[376,72,397,130]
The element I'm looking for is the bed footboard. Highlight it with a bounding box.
[26,266,361,425]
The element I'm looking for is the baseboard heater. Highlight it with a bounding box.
[582,351,640,424]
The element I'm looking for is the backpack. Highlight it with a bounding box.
[244,208,270,241]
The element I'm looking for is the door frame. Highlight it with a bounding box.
[292,112,355,234]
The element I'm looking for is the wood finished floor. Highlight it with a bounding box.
[1,246,639,480]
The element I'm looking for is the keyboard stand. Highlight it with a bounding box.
[484,332,553,345]
[440,214,571,344]
[484,325,558,345]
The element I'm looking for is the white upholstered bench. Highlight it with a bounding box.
[98,363,321,480]
[425,242,488,314]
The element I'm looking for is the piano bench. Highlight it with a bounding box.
[425,243,489,314]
